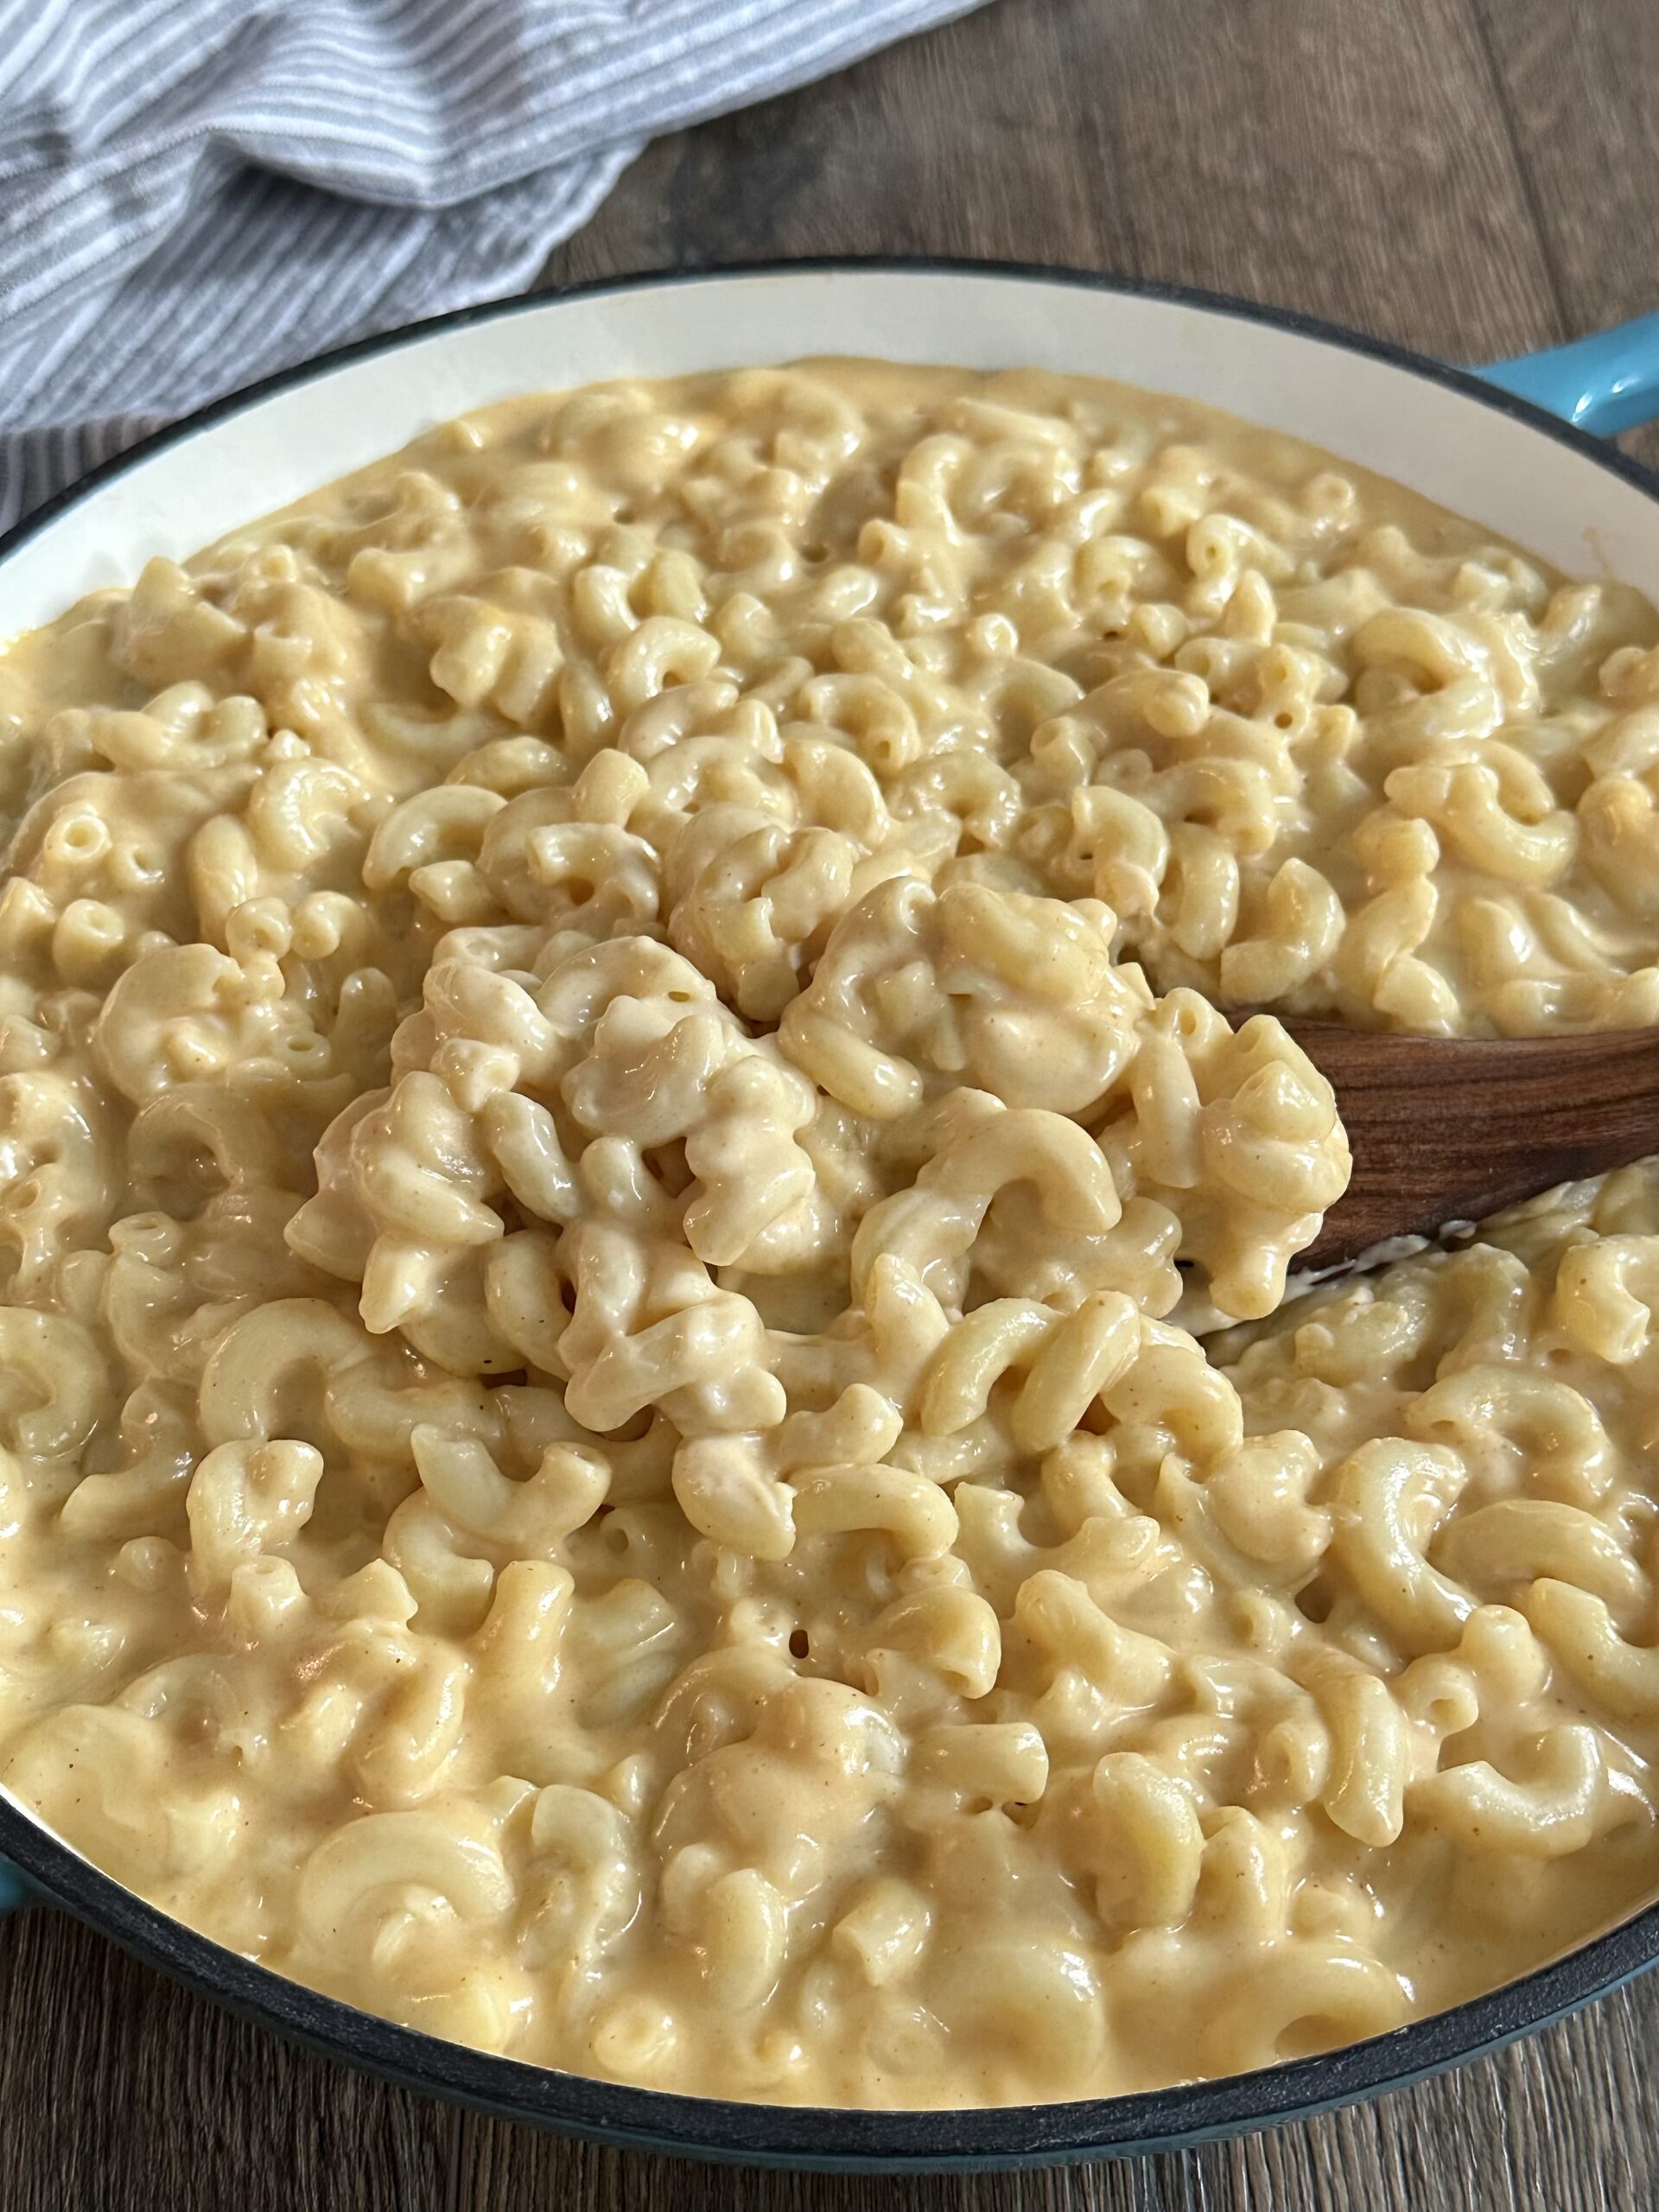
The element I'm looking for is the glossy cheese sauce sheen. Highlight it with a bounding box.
[0,360,1658,2106]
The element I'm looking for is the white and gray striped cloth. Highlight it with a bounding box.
[0,0,986,531]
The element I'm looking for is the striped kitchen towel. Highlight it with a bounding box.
[0,0,987,531]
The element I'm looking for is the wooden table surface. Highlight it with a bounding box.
[5,0,1659,2204]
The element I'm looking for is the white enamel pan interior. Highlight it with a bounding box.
[6,263,1659,642]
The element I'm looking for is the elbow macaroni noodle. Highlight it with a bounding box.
[2,359,1659,2105]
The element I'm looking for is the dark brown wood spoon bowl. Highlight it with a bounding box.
[1283,1024,1659,1270]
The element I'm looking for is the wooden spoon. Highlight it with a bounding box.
[1282,1024,1659,1270]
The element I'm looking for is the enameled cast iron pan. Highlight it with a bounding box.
[3,261,1659,2170]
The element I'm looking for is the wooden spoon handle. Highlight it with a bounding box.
[1286,1023,1659,1269]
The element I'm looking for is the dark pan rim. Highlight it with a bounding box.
[3,255,1659,2171]
[8,1789,1659,2170]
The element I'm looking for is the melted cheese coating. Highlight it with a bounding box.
[1,361,1658,2107]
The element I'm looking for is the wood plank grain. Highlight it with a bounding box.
[8,0,1659,2207]
[1465,0,1659,472]
[542,0,1561,362]
[1465,0,1659,334]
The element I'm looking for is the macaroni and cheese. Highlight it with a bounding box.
[2,360,1659,2106]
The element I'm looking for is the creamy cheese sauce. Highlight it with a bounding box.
[1,361,1658,2106]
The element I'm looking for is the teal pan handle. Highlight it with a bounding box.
[1478,308,1659,436]
[0,1856,35,1911]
